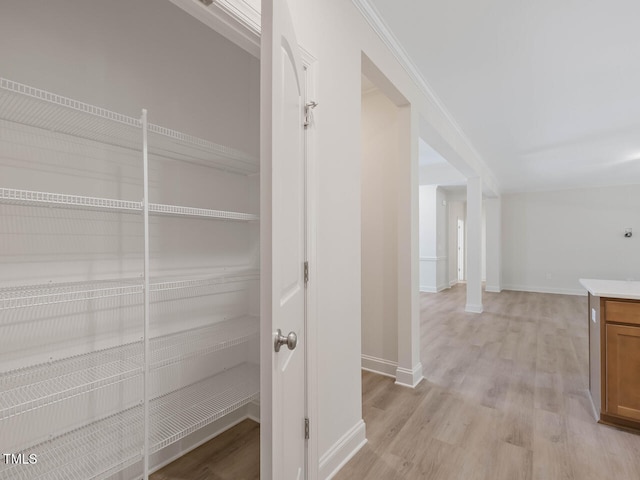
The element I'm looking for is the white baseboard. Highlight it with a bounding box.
[395,362,423,388]
[502,284,586,296]
[419,285,438,293]
[485,285,502,293]
[319,419,367,480]
[420,284,449,293]
[361,354,397,378]
[449,279,458,287]
[465,303,483,313]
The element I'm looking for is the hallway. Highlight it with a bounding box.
[336,286,640,479]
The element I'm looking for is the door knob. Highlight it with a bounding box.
[274,329,297,352]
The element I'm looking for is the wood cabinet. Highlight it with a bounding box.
[587,291,640,432]
[606,323,640,421]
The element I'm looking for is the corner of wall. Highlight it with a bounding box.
[361,354,398,378]
[395,362,423,388]
[318,420,367,480]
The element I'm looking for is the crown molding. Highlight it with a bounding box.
[217,0,260,35]
[169,0,260,58]
[351,0,500,194]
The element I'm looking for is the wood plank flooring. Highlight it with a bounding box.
[152,286,640,479]
[150,419,259,480]
[335,286,640,479]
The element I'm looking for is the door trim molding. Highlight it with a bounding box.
[302,45,320,480]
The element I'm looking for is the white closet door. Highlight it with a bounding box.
[261,0,307,478]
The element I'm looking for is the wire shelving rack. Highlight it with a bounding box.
[0,76,261,479]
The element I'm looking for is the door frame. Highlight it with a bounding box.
[161,3,319,477]
[300,46,319,480]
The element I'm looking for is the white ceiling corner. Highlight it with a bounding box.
[352,0,500,193]
[365,0,640,193]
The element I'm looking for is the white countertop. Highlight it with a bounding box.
[579,279,640,300]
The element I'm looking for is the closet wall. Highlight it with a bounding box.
[0,1,260,478]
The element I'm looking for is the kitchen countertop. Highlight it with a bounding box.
[579,278,640,300]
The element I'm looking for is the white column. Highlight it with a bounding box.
[485,197,502,293]
[396,105,423,387]
[465,177,483,313]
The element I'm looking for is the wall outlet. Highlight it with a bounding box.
[545,273,552,280]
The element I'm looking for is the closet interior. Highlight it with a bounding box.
[0,2,261,479]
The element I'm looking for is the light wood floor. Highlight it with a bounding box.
[150,419,259,480]
[335,286,640,479]
[152,286,640,479]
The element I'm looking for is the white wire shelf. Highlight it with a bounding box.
[147,123,259,175]
[0,406,144,480]
[151,315,258,369]
[0,270,257,313]
[0,188,258,221]
[0,342,143,421]
[150,269,260,294]
[0,77,143,151]
[150,362,259,453]
[0,279,143,311]
[149,202,258,221]
[0,316,258,420]
[1,363,258,480]
[0,77,258,174]
[0,188,143,213]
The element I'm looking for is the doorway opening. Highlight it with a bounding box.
[360,71,400,379]
[359,52,416,390]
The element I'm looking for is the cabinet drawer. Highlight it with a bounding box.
[605,300,640,326]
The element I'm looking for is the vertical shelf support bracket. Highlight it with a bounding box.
[142,108,151,480]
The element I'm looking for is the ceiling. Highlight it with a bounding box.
[366,0,640,193]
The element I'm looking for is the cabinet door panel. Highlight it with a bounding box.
[606,324,640,420]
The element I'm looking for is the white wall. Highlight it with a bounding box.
[419,163,466,186]
[485,197,502,292]
[419,185,437,291]
[0,0,259,157]
[448,200,465,285]
[419,186,449,292]
[482,203,487,281]
[361,88,398,375]
[436,188,449,289]
[502,184,640,295]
